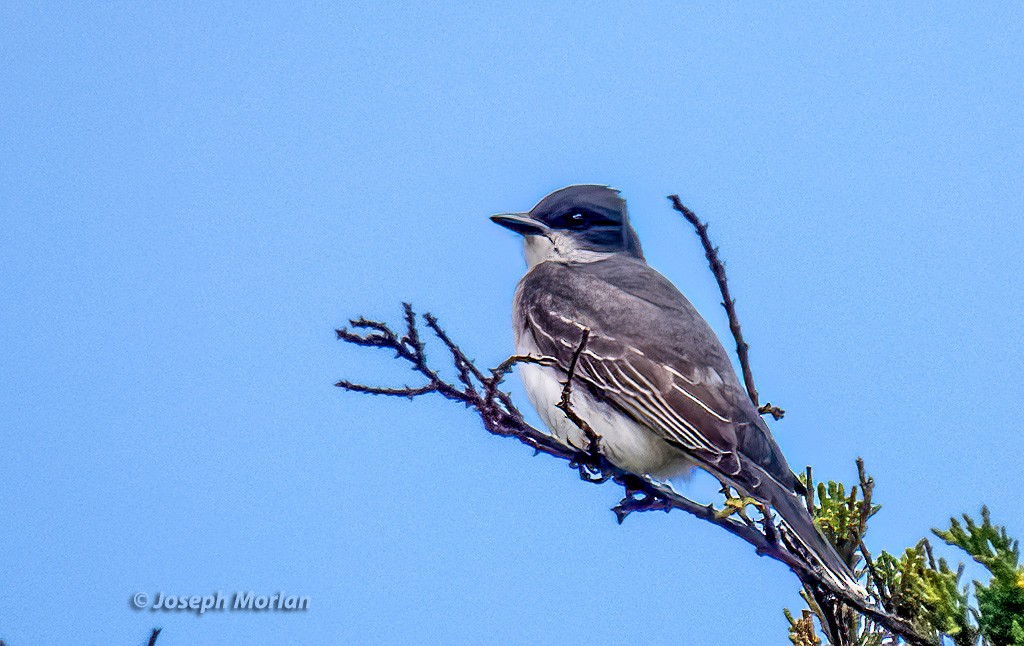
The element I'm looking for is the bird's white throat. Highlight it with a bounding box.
[522,233,616,269]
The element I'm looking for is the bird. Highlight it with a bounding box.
[490,184,860,594]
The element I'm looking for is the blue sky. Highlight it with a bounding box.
[2,3,1022,644]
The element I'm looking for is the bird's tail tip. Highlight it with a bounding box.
[771,490,868,601]
[779,521,868,599]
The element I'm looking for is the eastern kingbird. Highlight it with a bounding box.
[491,184,859,593]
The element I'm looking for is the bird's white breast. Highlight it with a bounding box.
[515,332,695,481]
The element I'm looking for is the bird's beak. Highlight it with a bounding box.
[489,213,550,236]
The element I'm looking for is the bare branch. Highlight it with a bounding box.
[423,311,484,396]
[668,195,764,410]
[554,330,601,454]
[855,457,875,542]
[333,306,934,646]
[552,329,611,483]
[805,466,816,515]
[333,380,437,398]
[859,539,893,615]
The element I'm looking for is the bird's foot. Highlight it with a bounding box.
[611,474,672,523]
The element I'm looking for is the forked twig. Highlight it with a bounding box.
[555,330,601,453]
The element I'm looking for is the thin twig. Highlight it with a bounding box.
[553,329,609,482]
[668,195,766,411]
[859,540,893,614]
[554,330,601,454]
[332,380,437,398]
[856,457,875,542]
[423,312,485,396]
[805,466,816,516]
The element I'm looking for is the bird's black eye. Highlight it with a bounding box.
[553,209,616,229]
[560,212,589,229]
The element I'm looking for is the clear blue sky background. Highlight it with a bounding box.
[2,3,1022,645]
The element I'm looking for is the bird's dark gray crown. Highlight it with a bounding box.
[514,185,645,259]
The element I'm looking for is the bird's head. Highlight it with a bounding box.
[491,185,644,268]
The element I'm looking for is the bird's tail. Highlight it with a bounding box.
[765,481,866,598]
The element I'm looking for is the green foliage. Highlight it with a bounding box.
[871,543,976,645]
[798,460,881,568]
[807,477,880,564]
[789,465,888,646]
[785,608,822,646]
[785,462,1022,646]
[934,507,1024,646]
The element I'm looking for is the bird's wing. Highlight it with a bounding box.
[515,257,800,493]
